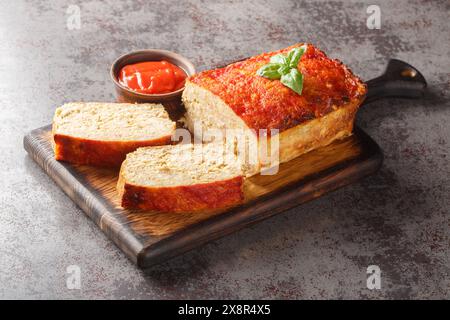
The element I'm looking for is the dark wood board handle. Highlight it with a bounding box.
[364,59,427,104]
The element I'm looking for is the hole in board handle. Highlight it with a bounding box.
[401,69,417,78]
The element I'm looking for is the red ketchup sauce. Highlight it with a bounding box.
[118,60,187,94]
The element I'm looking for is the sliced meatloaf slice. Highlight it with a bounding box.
[117,143,244,212]
[52,102,176,167]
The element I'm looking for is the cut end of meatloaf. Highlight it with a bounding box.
[117,143,244,212]
[52,102,176,167]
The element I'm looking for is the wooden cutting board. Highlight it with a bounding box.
[24,125,382,268]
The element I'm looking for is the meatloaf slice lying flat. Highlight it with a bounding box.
[182,43,367,176]
[52,102,176,167]
[117,143,244,212]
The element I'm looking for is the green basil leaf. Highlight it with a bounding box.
[280,68,304,95]
[256,63,282,79]
[278,65,291,76]
[270,54,288,65]
[286,49,296,66]
[287,44,307,68]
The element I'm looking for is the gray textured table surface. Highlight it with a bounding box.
[1,0,448,299]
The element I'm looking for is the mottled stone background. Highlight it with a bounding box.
[0,0,448,299]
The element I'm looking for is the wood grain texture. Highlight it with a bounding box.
[23,125,382,268]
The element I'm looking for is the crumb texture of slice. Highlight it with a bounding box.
[52,102,176,167]
[117,143,244,212]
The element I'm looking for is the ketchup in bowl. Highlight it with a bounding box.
[118,60,187,94]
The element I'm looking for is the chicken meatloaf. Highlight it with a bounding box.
[52,102,176,167]
[117,143,244,212]
[182,43,367,176]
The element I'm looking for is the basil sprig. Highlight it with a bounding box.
[256,44,307,95]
